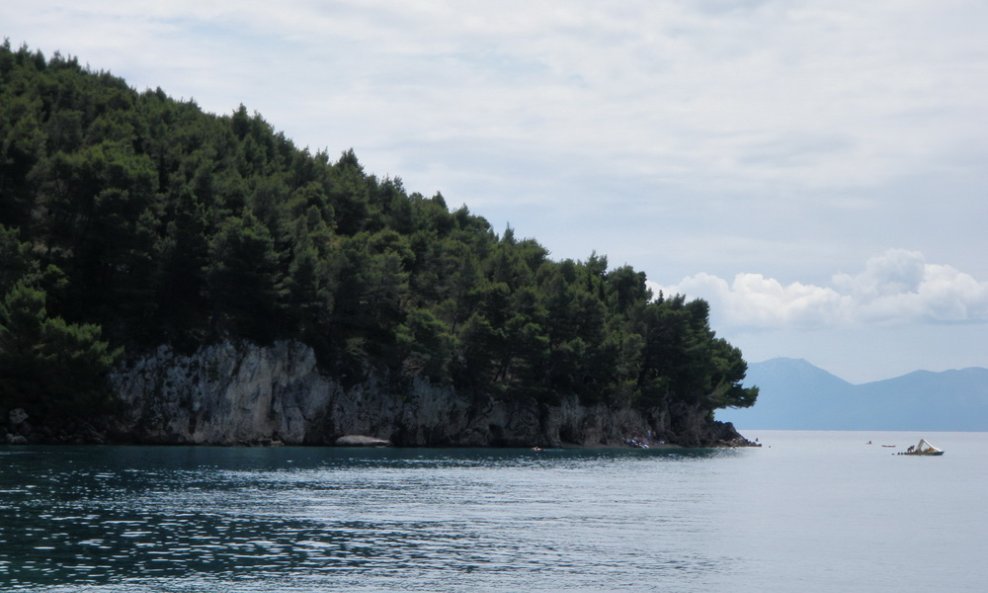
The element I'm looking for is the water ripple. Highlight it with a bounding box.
[1,446,739,592]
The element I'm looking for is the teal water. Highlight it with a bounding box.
[1,431,985,592]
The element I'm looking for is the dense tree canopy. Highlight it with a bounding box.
[0,42,757,425]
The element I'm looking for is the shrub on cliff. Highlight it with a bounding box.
[0,280,120,421]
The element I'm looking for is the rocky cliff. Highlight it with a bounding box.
[5,340,749,447]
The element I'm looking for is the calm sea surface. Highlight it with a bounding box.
[1,431,985,592]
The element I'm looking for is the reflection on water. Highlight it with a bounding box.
[6,436,987,593]
[1,446,734,592]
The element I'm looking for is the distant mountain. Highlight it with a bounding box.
[717,358,988,431]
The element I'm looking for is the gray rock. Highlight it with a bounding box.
[109,339,728,447]
[9,408,28,426]
[335,435,391,447]
[7,434,28,445]
[111,341,332,445]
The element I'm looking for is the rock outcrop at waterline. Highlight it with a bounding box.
[94,340,753,448]
[3,340,751,447]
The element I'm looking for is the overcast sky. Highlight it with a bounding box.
[4,0,987,382]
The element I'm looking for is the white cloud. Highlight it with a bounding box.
[5,3,988,317]
[5,0,987,198]
[653,250,988,329]
[836,251,988,323]
[2,1,986,378]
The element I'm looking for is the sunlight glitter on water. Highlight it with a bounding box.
[1,437,986,592]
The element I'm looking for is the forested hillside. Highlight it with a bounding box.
[0,43,757,437]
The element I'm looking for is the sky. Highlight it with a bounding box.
[3,0,987,383]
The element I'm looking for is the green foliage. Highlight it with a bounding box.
[0,280,120,419]
[206,209,285,343]
[0,224,37,295]
[396,308,454,383]
[0,43,757,422]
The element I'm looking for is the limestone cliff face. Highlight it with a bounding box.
[112,341,331,444]
[109,340,745,447]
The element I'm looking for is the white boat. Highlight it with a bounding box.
[898,438,944,456]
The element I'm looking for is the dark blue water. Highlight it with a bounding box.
[1,431,985,592]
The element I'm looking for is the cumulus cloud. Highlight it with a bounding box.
[653,250,988,329]
[834,250,988,323]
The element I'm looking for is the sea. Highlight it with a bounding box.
[1,430,985,593]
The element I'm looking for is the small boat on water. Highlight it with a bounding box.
[898,438,944,456]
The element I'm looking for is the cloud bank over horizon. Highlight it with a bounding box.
[652,249,988,330]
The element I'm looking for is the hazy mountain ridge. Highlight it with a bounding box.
[718,358,988,431]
